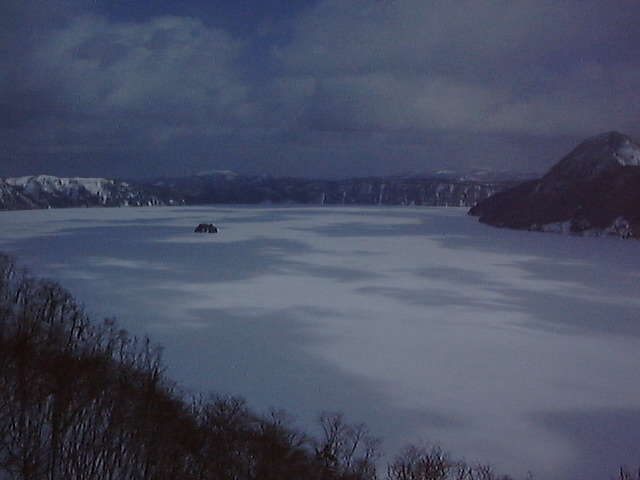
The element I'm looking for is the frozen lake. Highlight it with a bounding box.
[1,205,639,479]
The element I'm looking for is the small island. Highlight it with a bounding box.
[194,223,218,233]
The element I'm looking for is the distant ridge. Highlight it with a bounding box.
[0,175,180,210]
[469,131,640,239]
[0,172,522,211]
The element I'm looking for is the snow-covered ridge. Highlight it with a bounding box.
[1,173,515,211]
[6,175,115,197]
[547,131,640,182]
[195,169,239,178]
[614,140,640,167]
[0,174,173,210]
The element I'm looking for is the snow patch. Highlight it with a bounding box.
[614,142,640,167]
[534,221,573,234]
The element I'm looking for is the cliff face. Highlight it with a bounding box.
[0,173,515,210]
[0,178,36,209]
[0,175,183,210]
[156,175,512,207]
[469,132,640,239]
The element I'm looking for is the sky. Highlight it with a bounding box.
[2,0,639,179]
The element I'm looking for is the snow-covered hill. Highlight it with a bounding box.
[0,175,181,210]
[545,131,640,183]
[469,131,640,239]
[6,175,118,203]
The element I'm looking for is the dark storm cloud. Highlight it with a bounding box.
[1,0,639,177]
[16,14,248,125]
[1,0,83,126]
[274,0,640,137]
[1,1,258,176]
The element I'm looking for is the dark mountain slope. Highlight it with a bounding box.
[469,132,640,238]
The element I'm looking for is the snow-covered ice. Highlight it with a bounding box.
[1,205,639,480]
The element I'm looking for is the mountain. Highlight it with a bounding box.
[0,173,517,210]
[0,178,35,209]
[404,168,540,182]
[469,131,640,239]
[0,175,183,210]
[142,173,517,207]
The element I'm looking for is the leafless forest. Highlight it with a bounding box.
[1,253,637,480]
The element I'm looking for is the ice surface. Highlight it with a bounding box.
[0,205,639,480]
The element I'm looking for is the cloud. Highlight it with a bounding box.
[279,73,507,133]
[1,0,639,177]
[39,15,246,118]
[278,0,640,76]
[273,0,640,138]
[2,7,253,167]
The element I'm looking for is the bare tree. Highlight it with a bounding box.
[315,412,381,480]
